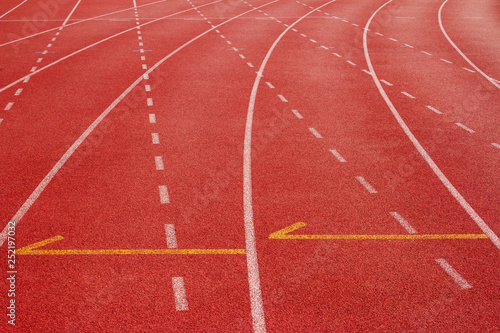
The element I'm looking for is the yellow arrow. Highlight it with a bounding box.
[269,222,489,240]
[15,236,246,255]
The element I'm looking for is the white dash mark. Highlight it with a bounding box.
[247,62,254,68]
[14,88,23,96]
[30,67,37,72]
[0,119,2,125]
[390,211,417,234]
[145,85,151,92]
[308,127,322,138]
[329,149,347,163]
[147,98,153,106]
[265,82,275,89]
[138,36,142,40]
[143,73,149,79]
[239,54,246,59]
[37,58,43,63]
[388,38,398,42]
[47,43,52,47]
[333,53,342,57]
[380,79,392,86]
[232,47,238,51]
[352,23,359,27]
[142,64,147,69]
[455,122,475,133]
[362,69,372,75]
[149,114,156,123]
[440,58,452,64]
[152,133,160,144]
[320,45,328,50]
[23,77,30,83]
[401,91,416,99]
[426,105,443,114]
[300,33,307,37]
[155,156,164,170]
[220,34,225,38]
[375,32,384,36]
[215,29,220,33]
[291,28,297,32]
[291,109,303,119]
[309,39,317,43]
[226,40,232,45]
[172,277,189,311]
[347,60,356,66]
[277,94,288,102]
[164,224,178,248]
[462,67,475,73]
[139,42,144,46]
[491,143,500,150]
[421,51,432,56]
[159,185,170,204]
[355,176,377,193]
[55,32,60,36]
[435,259,472,289]
[4,102,14,110]
[51,37,56,42]
[403,44,414,48]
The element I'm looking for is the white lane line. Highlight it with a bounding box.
[277,94,288,102]
[143,73,149,79]
[159,185,170,204]
[14,88,23,96]
[455,122,475,133]
[247,62,254,68]
[375,32,384,36]
[439,0,500,89]
[145,84,151,91]
[347,60,356,66]
[388,37,398,41]
[164,224,178,248]
[37,58,43,63]
[23,77,30,83]
[142,64,147,69]
[149,113,156,123]
[4,102,14,110]
[0,0,28,19]
[462,67,475,73]
[435,259,472,289]
[440,58,452,64]
[329,149,347,162]
[390,211,417,234]
[491,143,500,150]
[152,133,160,144]
[332,52,342,57]
[291,109,303,119]
[265,82,274,88]
[426,105,443,114]
[364,0,500,251]
[309,39,317,43]
[362,69,372,75]
[155,156,165,170]
[380,79,392,86]
[308,127,322,138]
[300,33,307,37]
[401,91,416,99]
[356,176,377,193]
[147,98,154,106]
[172,277,189,310]
[62,0,83,26]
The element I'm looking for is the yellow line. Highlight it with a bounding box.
[18,249,246,255]
[274,234,488,240]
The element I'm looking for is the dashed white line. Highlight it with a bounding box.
[4,102,14,110]
[421,51,432,56]
[440,58,452,64]
[139,42,144,46]
[388,38,398,42]
[426,105,443,114]
[265,82,274,88]
[47,43,52,48]
[37,58,43,63]
[220,34,225,39]
[291,109,303,119]
[435,259,472,289]
[143,73,149,79]
[51,37,56,42]
[390,211,417,234]
[455,122,475,133]
[329,149,347,162]
[239,54,246,59]
[362,69,372,75]
[145,84,151,92]
[309,39,317,43]
[152,132,160,144]
[14,88,23,96]
[155,156,165,170]
[172,277,189,311]
[247,62,254,68]
[347,60,356,66]
[332,53,342,57]
[462,67,475,73]
[30,67,37,72]
[164,224,178,248]
[355,176,377,193]
[352,23,359,26]
[159,185,170,204]
[23,77,30,83]
[375,32,383,36]
[308,127,322,138]
[147,98,153,106]
[300,33,307,37]
[319,45,328,50]
[402,44,413,48]
[142,64,147,69]
[277,94,288,102]
[226,40,232,45]
[149,113,156,123]
[291,28,297,32]
[491,143,500,150]
[401,91,416,99]
[380,79,392,86]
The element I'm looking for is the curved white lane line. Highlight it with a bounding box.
[363,0,500,250]
[62,0,82,27]
[438,0,500,89]
[0,0,223,93]
[0,0,171,48]
[243,1,336,331]
[0,0,279,244]
[0,0,28,19]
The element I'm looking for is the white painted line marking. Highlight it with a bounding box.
[426,105,442,114]
[401,91,416,99]
[332,53,342,57]
[265,82,274,88]
[403,44,413,48]
[143,73,149,79]
[239,54,246,59]
[309,39,317,43]
[308,127,322,138]
[139,42,144,46]
[159,185,170,204]
[421,51,432,56]
[207,21,212,24]
[215,29,220,33]
[164,224,178,248]
[329,149,346,162]
[380,79,392,86]
[30,67,37,72]
[220,34,225,38]
[355,176,377,193]
[435,259,472,289]
[172,277,189,310]
[152,133,160,144]
[291,28,297,32]
[55,32,60,36]
[247,62,254,68]
[291,109,303,119]
[390,211,417,234]
[491,143,500,150]
[300,33,307,37]
[142,64,147,69]
[23,77,30,83]
[276,19,282,23]
[47,43,52,47]
[462,67,475,73]
[362,69,372,75]
[232,47,238,51]
[440,58,452,64]
[140,49,144,53]
[277,94,288,102]
[4,102,14,110]
[388,38,398,42]
[0,119,2,125]
[320,45,328,49]
[226,40,232,45]
[341,19,348,22]
[42,50,48,54]
[145,84,151,92]
[347,60,356,66]
[352,23,359,26]
[455,122,475,133]
[155,156,165,170]
[149,114,156,123]
[137,31,141,35]
[0,0,28,20]
[147,98,153,106]
[375,32,384,36]
[37,58,43,63]
[51,37,56,42]
[14,88,23,96]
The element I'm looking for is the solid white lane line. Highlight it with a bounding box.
[426,105,442,114]
[147,98,153,106]
[439,0,499,89]
[4,102,14,110]
[462,67,474,73]
[149,113,156,123]
[455,122,475,133]
[347,60,356,66]
[0,0,28,19]
[401,91,416,99]
[390,211,417,234]
[62,0,83,26]
[355,176,377,193]
[291,109,303,119]
[277,94,288,102]
[265,82,274,88]
[364,0,500,251]
[440,58,452,64]
[380,79,392,86]
[491,143,500,150]
[172,277,189,310]
[421,51,432,55]
[329,149,347,162]
[308,127,322,138]
[164,224,178,248]
[152,133,160,144]
[145,84,151,91]
[155,156,164,170]
[159,185,170,203]
[435,259,472,289]
[247,62,254,68]
[14,88,23,96]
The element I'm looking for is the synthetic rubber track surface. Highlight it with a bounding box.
[0,0,499,331]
